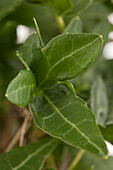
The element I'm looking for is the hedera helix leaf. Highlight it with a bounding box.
[28,0,73,16]
[29,83,108,157]
[39,33,103,87]
[64,16,82,34]
[67,0,93,15]
[17,33,103,88]
[0,137,57,170]
[5,70,36,106]
[17,33,49,83]
[91,76,108,127]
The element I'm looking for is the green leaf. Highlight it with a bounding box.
[64,17,82,34]
[68,0,93,15]
[0,137,57,170]
[79,1,112,33]
[0,0,21,20]
[17,33,49,83]
[92,20,112,45]
[29,83,108,157]
[5,70,36,106]
[27,0,73,16]
[91,76,108,127]
[100,124,113,144]
[40,33,103,84]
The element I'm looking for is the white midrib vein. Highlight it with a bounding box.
[12,140,53,170]
[6,84,35,97]
[43,93,104,156]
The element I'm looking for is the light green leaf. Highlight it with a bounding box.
[27,0,73,16]
[92,20,112,45]
[17,33,49,83]
[40,33,103,85]
[0,137,57,170]
[79,1,112,33]
[64,17,82,34]
[5,70,36,106]
[68,0,93,15]
[29,83,108,157]
[69,146,113,170]
[91,76,108,127]
[0,0,21,20]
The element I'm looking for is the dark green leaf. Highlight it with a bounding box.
[29,83,108,157]
[17,33,49,83]
[40,33,103,84]
[0,137,57,170]
[5,70,36,106]
[68,0,93,15]
[91,76,108,126]
[100,124,113,144]
[64,17,82,34]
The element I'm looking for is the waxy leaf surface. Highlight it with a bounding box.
[41,33,103,83]
[5,70,36,106]
[29,83,108,157]
[0,137,57,170]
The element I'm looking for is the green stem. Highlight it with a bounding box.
[56,16,65,33]
[68,150,85,170]
[33,17,44,48]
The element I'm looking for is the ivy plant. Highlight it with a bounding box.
[1,0,113,169]
[5,16,108,155]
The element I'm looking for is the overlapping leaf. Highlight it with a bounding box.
[0,137,57,170]
[29,83,108,157]
[5,70,36,106]
[17,33,103,88]
[17,33,49,83]
[40,33,103,84]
